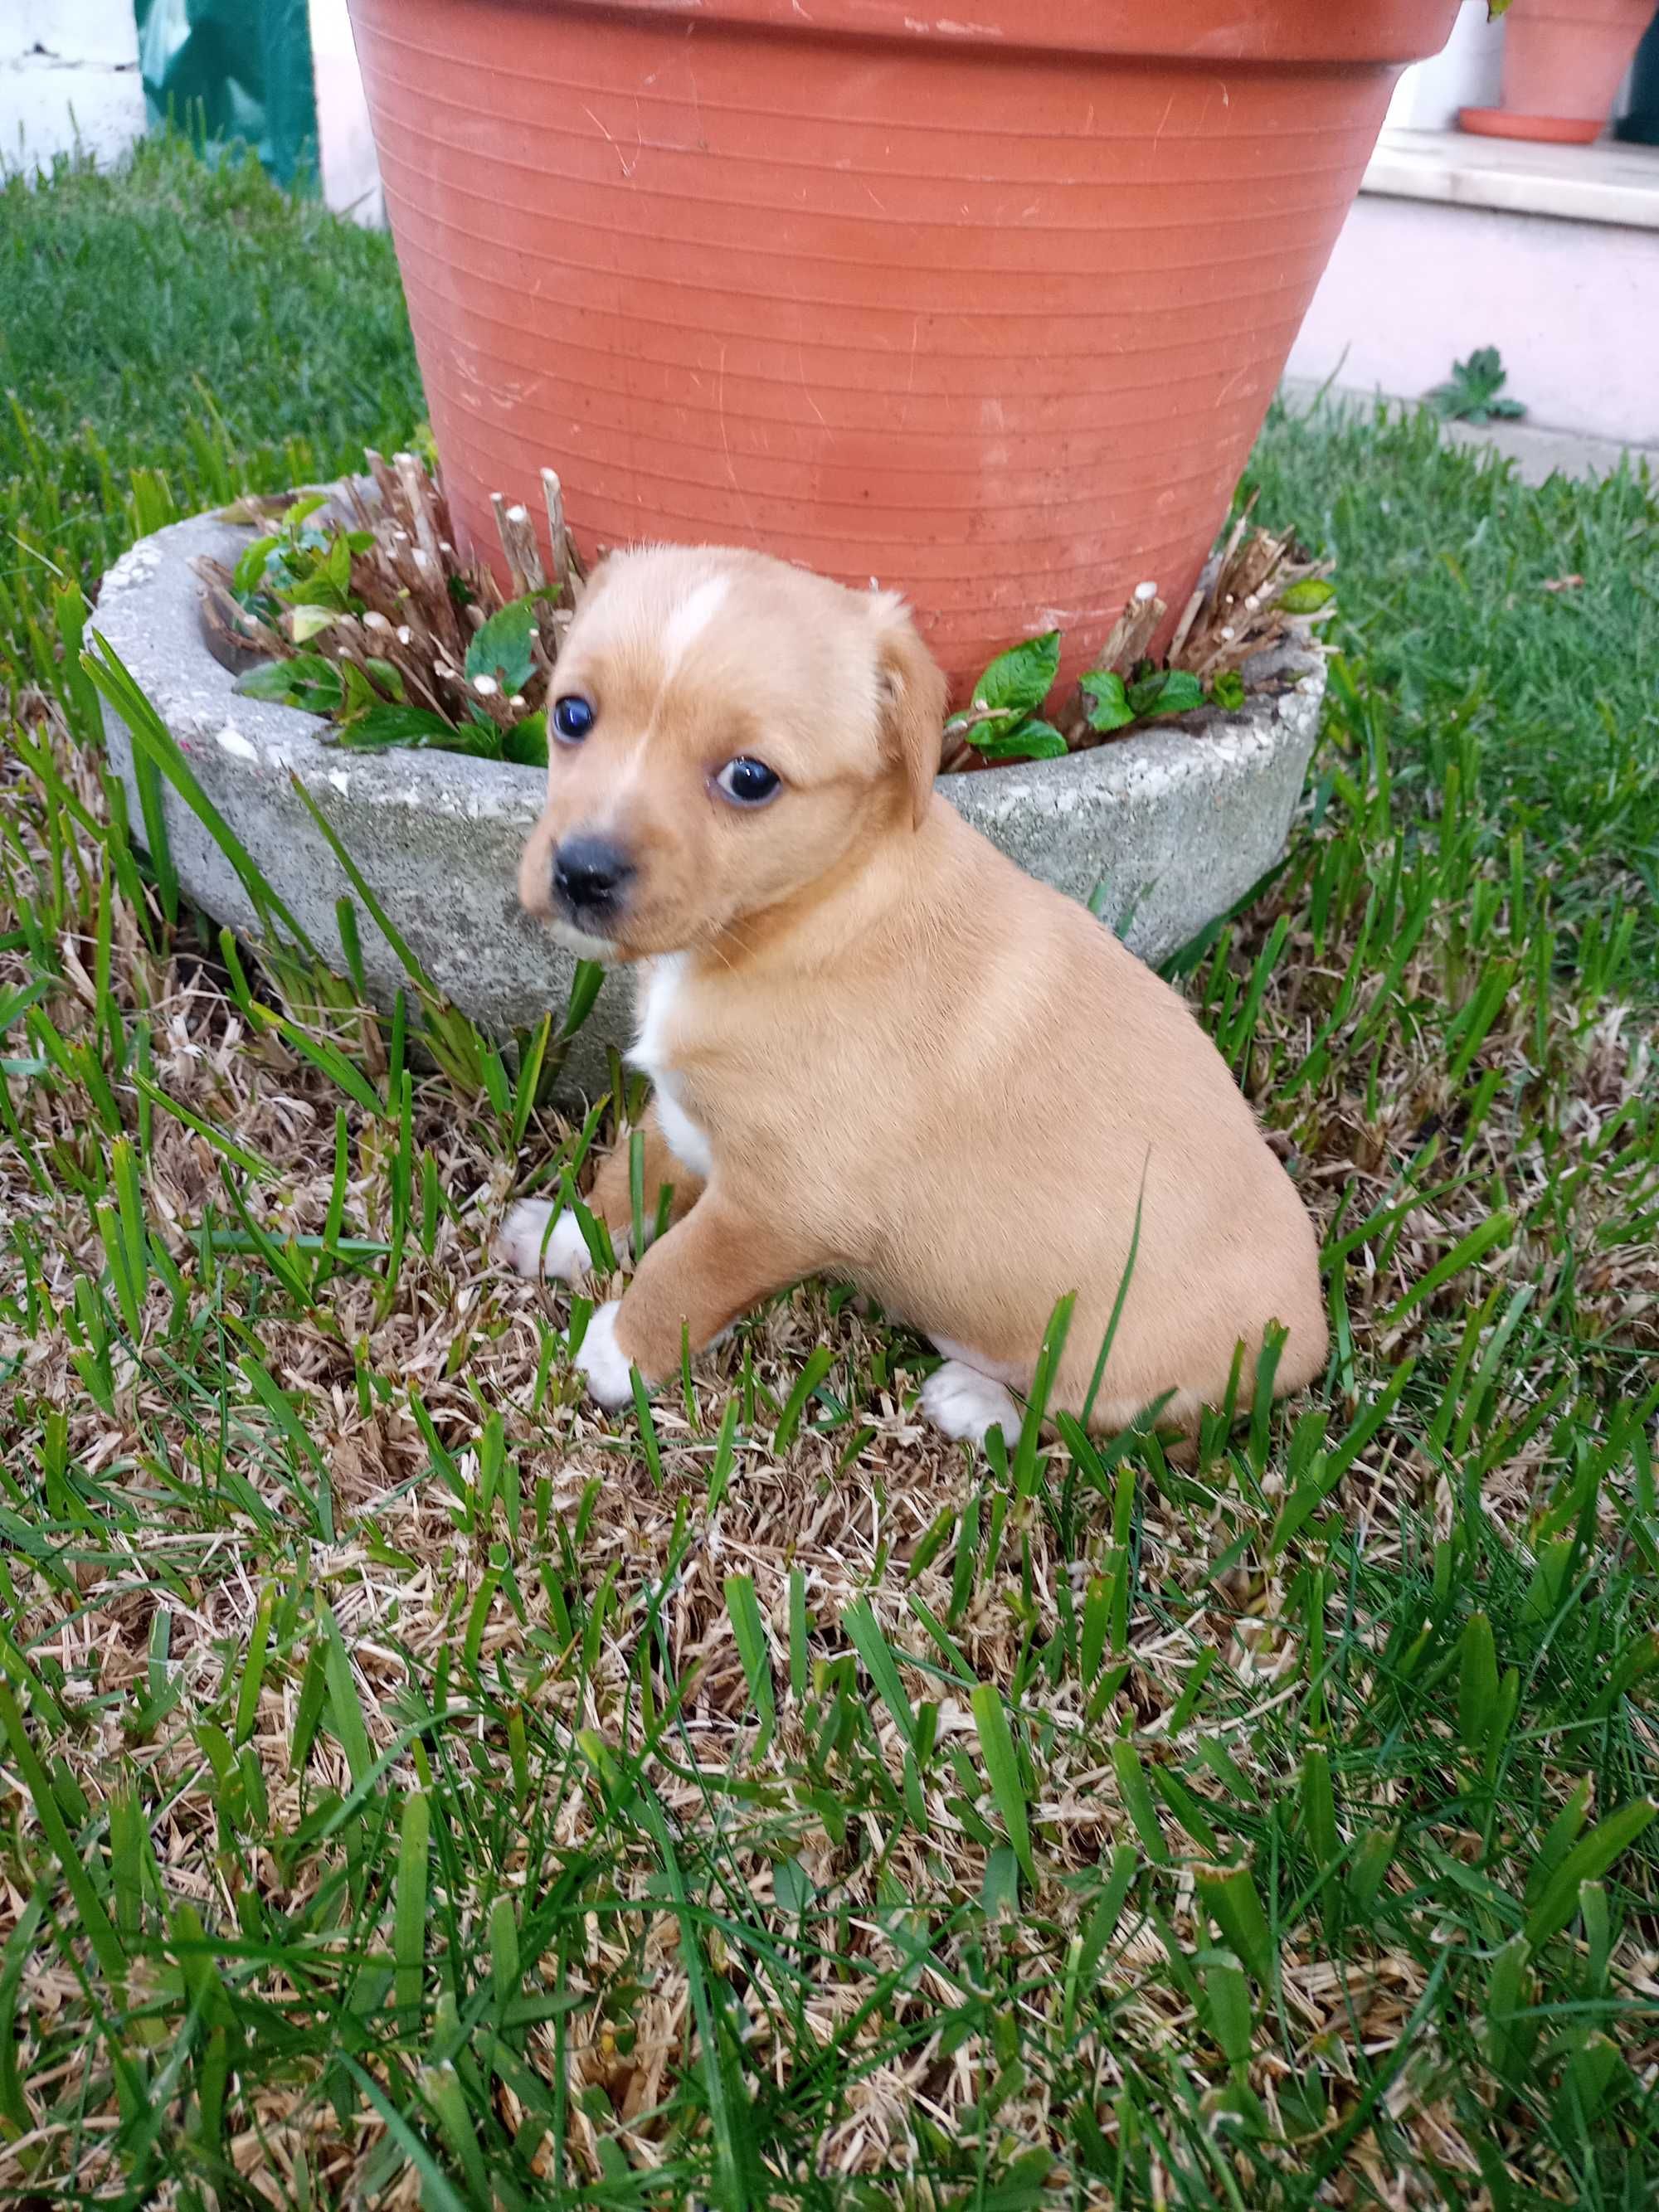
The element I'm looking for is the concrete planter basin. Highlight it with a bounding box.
[95,503,1326,1096]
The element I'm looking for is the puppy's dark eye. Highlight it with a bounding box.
[714,756,781,807]
[552,695,595,743]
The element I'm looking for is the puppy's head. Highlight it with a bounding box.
[516,545,946,960]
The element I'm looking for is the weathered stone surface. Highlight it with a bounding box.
[95,506,1325,1094]
[944,670,1323,965]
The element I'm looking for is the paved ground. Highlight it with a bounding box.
[1279,375,1659,486]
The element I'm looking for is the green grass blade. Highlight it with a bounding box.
[0,1682,125,1988]
[773,1344,834,1455]
[395,1790,431,2033]
[1524,1799,1656,1950]
[971,1683,1034,1885]
[842,1599,917,1752]
[724,1573,776,1753]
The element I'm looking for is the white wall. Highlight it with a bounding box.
[1,0,146,172]
[0,0,383,224]
[310,0,383,224]
[1386,0,1505,131]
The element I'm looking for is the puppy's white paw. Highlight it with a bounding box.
[575,1300,637,1409]
[921,1360,1021,1448]
[497,1200,598,1286]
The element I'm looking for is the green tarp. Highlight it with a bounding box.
[1618,14,1659,147]
[134,0,319,189]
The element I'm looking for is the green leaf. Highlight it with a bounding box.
[285,565,352,613]
[232,532,280,595]
[971,629,1059,722]
[393,1790,430,2030]
[635,1801,754,2211]
[0,1884,49,2132]
[363,655,406,702]
[343,2057,470,2212]
[1112,1738,1168,1864]
[234,656,307,701]
[289,605,342,644]
[336,705,456,751]
[417,2059,493,2205]
[1525,1775,1593,1907]
[975,716,1069,762]
[449,711,504,758]
[1484,1931,1536,2090]
[0,1683,126,1990]
[1558,2034,1623,2129]
[465,595,541,693]
[773,1344,834,1454]
[971,1684,1034,1885]
[1280,577,1336,614]
[1196,1863,1276,1988]
[842,1599,917,1750]
[339,660,380,719]
[773,1855,813,1918]
[1458,1612,1501,1758]
[233,651,344,716]
[980,1842,1021,1920]
[489,1892,520,2005]
[1300,1745,1340,1867]
[1209,668,1247,711]
[86,634,317,954]
[1079,668,1134,732]
[1346,1823,1399,1913]
[1524,1799,1656,1949]
[502,710,548,767]
[1073,1845,1138,2003]
[562,960,606,1039]
[1203,1955,1253,2072]
[317,1602,374,1785]
[725,1573,776,1751]
[1126,668,1206,721]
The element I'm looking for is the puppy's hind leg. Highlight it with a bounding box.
[920,1354,1022,1451]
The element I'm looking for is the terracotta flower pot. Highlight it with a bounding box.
[1461,0,1655,144]
[345,0,1457,695]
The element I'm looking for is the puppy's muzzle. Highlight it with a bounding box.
[551,834,635,926]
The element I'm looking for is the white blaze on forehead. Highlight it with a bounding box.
[659,574,730,677]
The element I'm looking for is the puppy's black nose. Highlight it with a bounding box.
[552,834,632,912]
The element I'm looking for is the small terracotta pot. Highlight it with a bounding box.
[1461,0,1655,144]
[346,0,1457,695]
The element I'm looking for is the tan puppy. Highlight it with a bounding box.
[498,545,1326,1443]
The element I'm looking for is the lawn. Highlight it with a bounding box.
[2,142,1657,2210]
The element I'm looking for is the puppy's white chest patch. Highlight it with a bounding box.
[630,955,714,1179]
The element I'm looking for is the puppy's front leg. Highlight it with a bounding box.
[586,1107,705,1242]
[497,1102,704,1286]
[575,1192,804,1408]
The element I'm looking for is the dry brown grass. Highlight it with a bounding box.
[4,640,1657,2206]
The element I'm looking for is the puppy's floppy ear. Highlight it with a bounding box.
[871,591,946,831]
